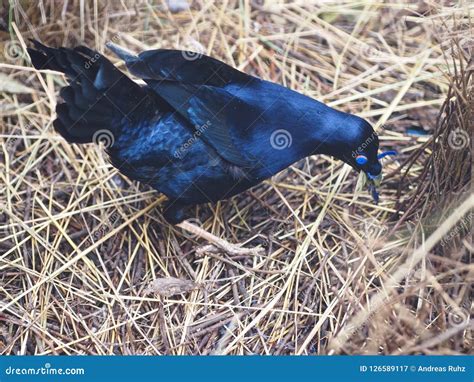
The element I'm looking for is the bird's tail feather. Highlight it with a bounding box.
[28,40,150,144]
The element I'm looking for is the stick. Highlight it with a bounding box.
[177,220,264,256]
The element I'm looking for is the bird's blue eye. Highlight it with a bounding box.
[356,155,368,165]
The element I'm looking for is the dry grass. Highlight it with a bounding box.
[0,0,472,355]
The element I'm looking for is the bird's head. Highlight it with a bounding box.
[340,118,396,203]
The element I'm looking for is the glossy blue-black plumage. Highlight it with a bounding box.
[28,40,384,223]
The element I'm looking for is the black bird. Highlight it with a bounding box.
[27,40,395,224]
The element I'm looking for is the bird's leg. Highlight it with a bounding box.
[176,220,264,256]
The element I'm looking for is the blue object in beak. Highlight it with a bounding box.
[377,150,397,160]
[367,171,382,188]
[366,172,379,180]
[369,184,379,204]
[366,150,396,204]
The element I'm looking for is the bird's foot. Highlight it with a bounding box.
[177,220,264,256]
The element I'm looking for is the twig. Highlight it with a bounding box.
[177,220,264,256]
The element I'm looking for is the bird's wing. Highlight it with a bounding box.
[106,43,260,167]
[148,81,260,168]
[108,45,251,87]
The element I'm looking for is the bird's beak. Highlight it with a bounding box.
[366,172,382,187]
[364,172,382,204]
